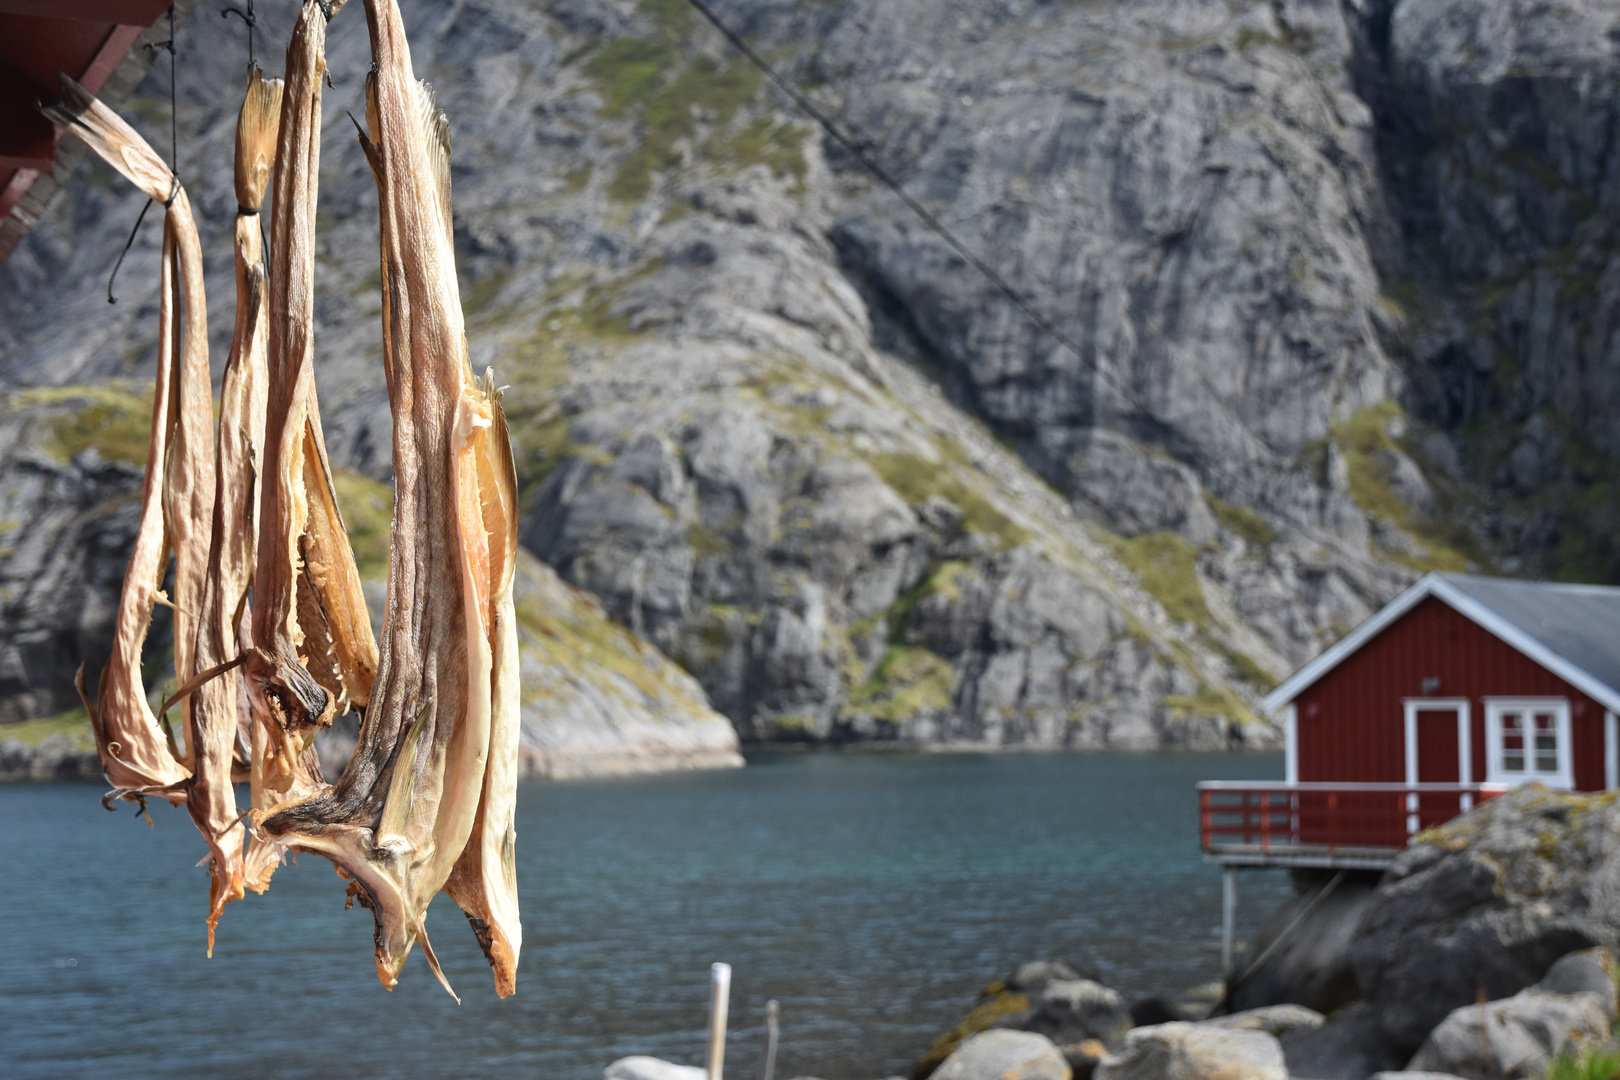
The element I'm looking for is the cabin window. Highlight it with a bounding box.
[1484,698,1572,789]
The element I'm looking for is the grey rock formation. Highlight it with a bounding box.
[1007,979,1133,1049]
[1277,1002,1406,1080]
[0,732,99,781]
[1351,0,1620,581]
[299,550,742,780]
[11,0,1620,747]
[604,1057,707,1080]
[1405,987,1611,1080]
[934,1030,1071,1080]
[1095,1022,1285,1080]
[1537,947,1618,1013]
[1349,786,1620,1053]
[1199,1004,1324,1039]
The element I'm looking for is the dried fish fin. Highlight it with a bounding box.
[298,418,377,711]
[186,65,284,951]
[250,0,377,817]
[443,383,522,997]
[43,77,213,803]
[262,0,509,994]
[411,78,454,249]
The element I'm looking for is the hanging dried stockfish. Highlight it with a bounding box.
[247,0,377,823]
[261,0,521,998]
[186,66,283,948]
[46,75,215,809]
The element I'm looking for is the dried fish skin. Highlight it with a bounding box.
[443,389,522,998]
[262,0,522,997]
[250,0,375,799]
[187,65,284,949]
[43,77,211,805]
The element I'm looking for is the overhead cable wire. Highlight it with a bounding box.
[678,0,1160,424]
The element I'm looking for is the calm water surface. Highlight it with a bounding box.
[0,751,1287,1080]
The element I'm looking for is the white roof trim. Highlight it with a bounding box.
[1262,573,1620,717]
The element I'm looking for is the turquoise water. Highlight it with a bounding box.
[0,751,1287,1080]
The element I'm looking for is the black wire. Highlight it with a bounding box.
[167,6,177,175]
[678,0,1157,424]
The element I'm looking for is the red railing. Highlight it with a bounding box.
[1198,782,1504,851]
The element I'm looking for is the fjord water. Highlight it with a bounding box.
[0,752,1286,1080]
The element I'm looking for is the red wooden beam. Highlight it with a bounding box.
[0,2,167,264]
[0,2,172,23]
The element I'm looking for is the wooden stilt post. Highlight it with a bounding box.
[707,962,732,1080]
[758,999,779,1080]
[1221,865,1238,986]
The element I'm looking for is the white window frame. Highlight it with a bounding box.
[1483,697,1573,789]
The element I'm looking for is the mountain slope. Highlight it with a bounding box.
[8,0,1608,750]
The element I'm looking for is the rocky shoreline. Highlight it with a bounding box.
[604,785,1620,1080]
[913,785,1620,1080]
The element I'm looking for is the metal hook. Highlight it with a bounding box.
[221,1,256,66]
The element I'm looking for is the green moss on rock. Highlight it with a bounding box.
[1206,494,1276,548]
[1333,402,1473,573]
[0,708,95,751]
[870,452,1030,548]
[843,645,954,722]
[912,990,1032,1079]
[1103,530,1212,631]
[12,383,154,466]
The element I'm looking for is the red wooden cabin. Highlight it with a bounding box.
[1202,573,1620,865]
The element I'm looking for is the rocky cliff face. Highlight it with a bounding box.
[5,0,1611,751]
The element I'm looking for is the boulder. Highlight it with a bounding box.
[933,1030,1071,1080]
[1094,1022,1285,1080]
[1200,1004,1324,1039]
[1349,787,1620,1052]
[1405,988,1611,1080]
[1010,979,1132,1046]
[603,1057,706,1080]
[1370,1074,1466,1080]
[1278,1002,1405,1080]
[1005,961,1087,994]
[1537,948,1617,1014]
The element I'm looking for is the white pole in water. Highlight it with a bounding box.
[758,999,780,1080]
[1220,865,1239,986]
[707,962,732,1080]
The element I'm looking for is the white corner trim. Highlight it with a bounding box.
[1607,710,1618,791]
[1482,697,1574,790]
[1265,573,1620,717]
[1284,703,1298,785]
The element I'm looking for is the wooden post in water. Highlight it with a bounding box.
[758,999,779,1080]
[707,962,732,1080]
